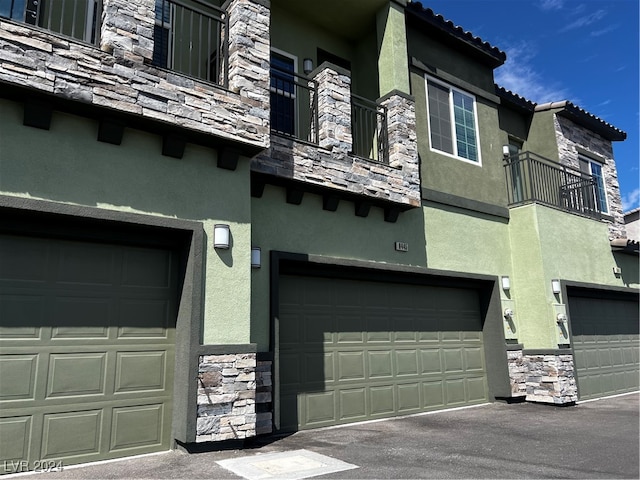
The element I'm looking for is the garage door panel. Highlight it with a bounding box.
[370,386,394,415]
[395,350,418,376]
[418,331,440,342]
[47,353,106,398]
[121,248,172,288]
[305,392,335,425]
[464,347,485,372]
[118,300,170,338]
[368,350,392,378]
[0,295,44,338]
[466,376,488,402]
[0,416,31,463]
[56,244,115,285]
[41,410,103,459]
[0,355,38,401]
[443,349,464,372]
[337,352,365,381]
[0,236,48,283]
[422,381,445,408]
[397,383,420,412]
[110,404,164,451]
[52,298,111,339]
[115,351,166,393]
[339,389,366,420]
[420,349,442,374]
[445,378,466,404]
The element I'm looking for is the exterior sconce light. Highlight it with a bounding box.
[556,313,568,324]
[502,145,511,158]
[501,276,510,291]
[303,58,313,75]
[213,224,230,249]
[251,247,261,269]
[503,308,514,320]
[551,279,561,294]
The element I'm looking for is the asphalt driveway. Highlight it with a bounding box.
[20,393,640,479]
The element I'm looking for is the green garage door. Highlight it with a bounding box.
[569,294,639,401]
[279,275,488,431]
[0,234,177,473]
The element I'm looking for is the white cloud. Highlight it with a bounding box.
[539,0,565,11]
[622,188,640,211]
[590,24,618,37]
[495,41,571,104]
[560,9,607,33]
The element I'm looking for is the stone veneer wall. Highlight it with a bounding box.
[554,115,625,238]
[508,350,578,405]
[252,65,420,207]
[255,360,273,435]
[196,354,257,442]
[0,0,270,148]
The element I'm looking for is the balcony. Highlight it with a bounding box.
[504,152,603,219]
[0,0,270,157]
[252,62,420,215]
[151,0,228,88]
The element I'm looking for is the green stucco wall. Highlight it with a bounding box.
[376,2,410,96]
[0,99,252,345]
[508,203,638,348]
[526,110,560,162]
[412,71,507,207]
[423,203,511,276]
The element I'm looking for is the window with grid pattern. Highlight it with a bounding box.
[426,77,481,163]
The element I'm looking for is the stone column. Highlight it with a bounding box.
[196,354,257,442]
[227,0,270,107]
[314,64,353,154]
[100,0,155,64]
[380,91,419,183]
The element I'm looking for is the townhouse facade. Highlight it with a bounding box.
[0,0,637,472]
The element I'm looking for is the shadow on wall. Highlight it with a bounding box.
[0,100,251,225]
[613,252,640,287]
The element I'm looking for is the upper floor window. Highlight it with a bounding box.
[581,156,609,214]
[425,76,481,164]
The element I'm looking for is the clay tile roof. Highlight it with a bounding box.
[406,2,506,68]
[496,85,536,112]
[535,101,627,142]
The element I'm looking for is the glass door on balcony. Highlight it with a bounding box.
[586,158,609,214]
[270,51,296,136]
[507,140,524,203]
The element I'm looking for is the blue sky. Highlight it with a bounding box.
[418,0,639,212]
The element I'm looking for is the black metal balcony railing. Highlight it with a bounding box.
[270,66,319,144]
[351,94,388,164]
[504,151,602,219]
[152,0,228,87]
[0,0,102,45]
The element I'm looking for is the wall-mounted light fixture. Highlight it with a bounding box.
[556,313,567,324]
[303,58,313,75]
[213,224,230,249]
[251,247,261,269]
[551,279,561,294]
[501,276,511,291]
[503,308,514,320]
